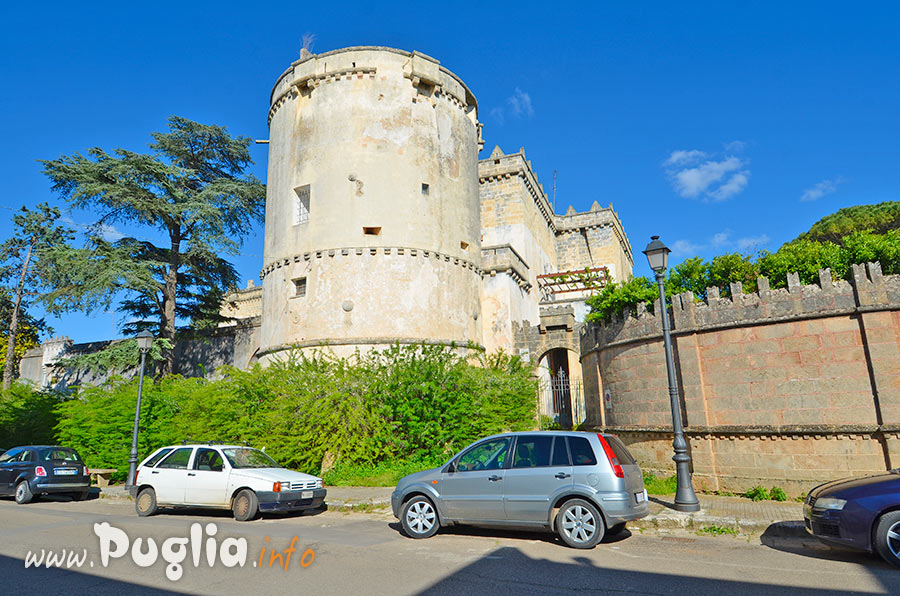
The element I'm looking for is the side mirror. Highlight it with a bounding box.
[447,460,458,474]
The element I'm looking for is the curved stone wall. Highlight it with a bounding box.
[261,47,483,358]
[581,262,900,495]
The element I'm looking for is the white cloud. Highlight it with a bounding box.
[723,140,746,153]
[490,88,534,124]
[800,177,844,202]
[670,239,703,257]
[670,229,771,257]
[663,145,751,202]
[736,234,771,251]
[61,215,126,242]
[507,88,534,117]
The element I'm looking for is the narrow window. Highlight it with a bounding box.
[363,226,381,236]
[293,185,310,225]
[421,183,430,195]
[460,241,469,250]
[294,277,307,297]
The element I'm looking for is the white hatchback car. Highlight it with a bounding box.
[130,444,326,521]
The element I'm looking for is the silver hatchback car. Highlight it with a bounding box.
[391,431,649,548]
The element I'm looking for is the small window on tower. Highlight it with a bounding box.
[293,277,307,297]
[421,183,430,195]
[460,241,469,250]
[363,226,382,236]
[293,185,310,225]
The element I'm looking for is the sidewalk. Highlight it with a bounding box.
[99,485,807,537]
[634,493,806,537]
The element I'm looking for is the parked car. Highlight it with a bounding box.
[804,470,900,567]
[130,444,326,521]
[391,431,648,548]
[0,445,90,504]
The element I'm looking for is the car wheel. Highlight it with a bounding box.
[607,522,627,536]
[874,511,900,568]
[233,489,259,522]
[400,495,440,539]
[15,481,33,505]
[135,487,158,517]
[72,491,90,502]
[557,498,605,549]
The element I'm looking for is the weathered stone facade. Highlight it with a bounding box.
[581,262,900,495]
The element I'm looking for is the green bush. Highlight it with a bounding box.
[770,486,787,502]
[0,382,62,448]
[744,486,770,501]
[52,344,538,482]
[55,376,194,481]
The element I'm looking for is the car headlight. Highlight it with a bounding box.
[814,497,847,511]
[316,479,323,489]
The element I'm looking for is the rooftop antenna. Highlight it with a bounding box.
[552,170,558,213]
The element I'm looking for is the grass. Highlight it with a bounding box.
[697,524,739,537]
[322,458,444,487]
[642,472,678,495]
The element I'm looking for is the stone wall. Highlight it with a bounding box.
[19,319,261,388]
[581,262,900,495]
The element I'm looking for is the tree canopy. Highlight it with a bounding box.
[41,116,266,374]
[796,201,900,244]
[0,203,72,387]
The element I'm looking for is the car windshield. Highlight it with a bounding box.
[40,449,81,462]
[221,448,281,469]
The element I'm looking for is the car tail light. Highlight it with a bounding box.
[35,466,47,477]
[273,482,282,492]
[84,466,89,476]
[597,435,624,478]
[134,469,139,484]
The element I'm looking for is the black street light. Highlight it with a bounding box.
[126,331,154,488]
[643,235,701,512]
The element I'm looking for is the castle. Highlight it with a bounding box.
[22,46,633,428]
[234,46,632,426]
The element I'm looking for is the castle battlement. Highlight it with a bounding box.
[582,262,900,352]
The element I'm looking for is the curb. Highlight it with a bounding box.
[632,511,807,538]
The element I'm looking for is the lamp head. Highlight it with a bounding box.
[643,235,670,274]
[136,331,154,352]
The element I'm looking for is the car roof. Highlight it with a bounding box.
[156,444,256,449]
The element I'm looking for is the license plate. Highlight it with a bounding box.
[635,491,645,503]
[301,490,313,499]
[55,468,77,475]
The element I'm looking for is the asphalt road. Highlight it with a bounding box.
[1,495,898,595]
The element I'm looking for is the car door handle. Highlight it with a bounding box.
[488,475,502,481]
[151,470,159,474]
[187,473,196,476]
[555,472,571,479]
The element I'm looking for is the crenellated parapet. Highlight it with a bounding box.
[478,146,555,231]
[582,262,900,353]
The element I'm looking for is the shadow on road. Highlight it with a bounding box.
[1,554,183,595]
[387,520,633,546]
[759,522,891,568]
[414,545,900,595]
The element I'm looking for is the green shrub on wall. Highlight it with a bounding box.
[587,230,900,322]
[49,344,538,481]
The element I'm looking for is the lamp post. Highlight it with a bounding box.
[126,331,154,488]
[643,235,700,512]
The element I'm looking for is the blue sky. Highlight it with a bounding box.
[2,1,898,343]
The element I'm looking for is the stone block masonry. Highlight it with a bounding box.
[581,262,900,496]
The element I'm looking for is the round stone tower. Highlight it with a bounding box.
[259,47,484,360]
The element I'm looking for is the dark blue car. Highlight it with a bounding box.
[0,445,91,504]
[804,471,900,567]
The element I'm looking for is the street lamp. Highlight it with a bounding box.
[643,235,700,512]
[126,331,154,488]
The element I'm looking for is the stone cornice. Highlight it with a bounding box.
[588,423,900,440]
[260,246,483,281]
[258,337,485,359]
